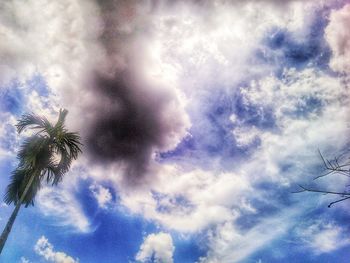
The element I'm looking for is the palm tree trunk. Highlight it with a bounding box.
[0,174,36,254]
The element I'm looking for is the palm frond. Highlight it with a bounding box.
[16,113,53,135]
[17,136,51,170]
[4,169,41,207]
[4,169,26,205]
[45,162,64,185]
[61,132,82,159]
[53,130,82,166]
[54,109,68,130]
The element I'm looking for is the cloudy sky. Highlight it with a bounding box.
[0,0,350,262]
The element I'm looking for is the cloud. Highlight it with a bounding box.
[20,257,30,263]
[231,124,261,147]
[325,4,350,73]
[135,232,175,263]
[197,208,300,263]
[296,220,350,255]
[83,69,189,186]
[0,111,18,159]
[36,186,90,233]
[115,63,350,232]
[234,66,349,184]
[117,166,249,232]
[77,0,190,186]
[34,236,79,263]
[89,183,112,209]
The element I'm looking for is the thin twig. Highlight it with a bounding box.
[328,197,350,208]
[294,184,350,196]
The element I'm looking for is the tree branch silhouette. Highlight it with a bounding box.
[294,149,350,208]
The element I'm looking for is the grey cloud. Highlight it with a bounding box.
[85,70,179,185]
[79,0,189,185]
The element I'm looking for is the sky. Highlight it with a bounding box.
[0,0,350,262]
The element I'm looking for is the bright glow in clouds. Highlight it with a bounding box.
[136,232,175,263]
[35,236,79,263]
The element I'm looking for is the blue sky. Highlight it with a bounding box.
[1,0,350,262]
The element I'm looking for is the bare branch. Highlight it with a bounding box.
[313,150,350,180]
[293,185,350,196]
[328,197,350,208]
[294,150,350,207]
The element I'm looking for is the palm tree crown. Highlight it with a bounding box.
[4,109,82,207]
[0,109,82,255]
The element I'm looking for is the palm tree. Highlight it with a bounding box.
[0,109,82,254]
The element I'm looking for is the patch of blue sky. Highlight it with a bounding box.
[25,73,50,98]
[0,79,24,116]
[172,233,206,263]
[260,7,332,75]
[235,190,300,232]
[65,212,156,263]
[2,179,160,263]
[75,179,117,219]
[0,121,17,154]
[287,96,324,119]
[72,186,204,262]
[66,179,167,262]
[188,90,237,158]
[157,134,196,161]
[0,73,51,118]
[0,197,47,262]
[234,95,277,131]
[152,191,195,214]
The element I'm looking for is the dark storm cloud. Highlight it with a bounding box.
[81,0,189,185]
[85,70,175,184]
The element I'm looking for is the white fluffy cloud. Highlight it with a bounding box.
[34,236,79,263]
[0,0,97,90]
[296,220,350,255]
[118,167,249,232]
[36,185,90,233]
[326,4,350,73]
[136,232,175,263]
[198,208,300,263]
[89,183,112,209]
[149,0,314,97]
